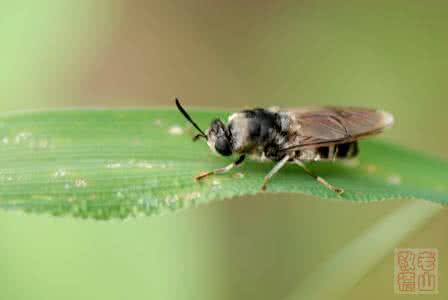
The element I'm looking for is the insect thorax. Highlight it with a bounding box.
[228,109,289,158]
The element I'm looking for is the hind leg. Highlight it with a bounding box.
[294,159,344,194]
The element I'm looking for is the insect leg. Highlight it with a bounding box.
[293,159,344,195]
[194,155,245,181]
[260,154,290,191]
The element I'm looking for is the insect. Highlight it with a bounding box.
[175,98,394,194]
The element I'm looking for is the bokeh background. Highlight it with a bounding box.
[0,1,447,299]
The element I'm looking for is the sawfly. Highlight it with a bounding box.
[175,98,394,194]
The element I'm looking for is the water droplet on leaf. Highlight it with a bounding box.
[168,125,183,135]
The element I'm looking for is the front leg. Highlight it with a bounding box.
[195,155,245,181]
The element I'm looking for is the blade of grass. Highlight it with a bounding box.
[0,108,447,219]
[284,201,442,300]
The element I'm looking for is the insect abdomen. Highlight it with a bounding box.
[316,142,359,160]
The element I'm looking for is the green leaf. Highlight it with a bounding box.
[0,109,446,219]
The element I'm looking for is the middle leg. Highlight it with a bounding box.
[260,154,290,191]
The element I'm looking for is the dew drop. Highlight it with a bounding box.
[154,119,162,127]
[75,179,88,188]
[106,162,122,169]
[53,169,66,177]
[233,172,245,178]
[387,175,402,185]
[144,196,158,208]
[136,161,153,169]
[183,191,201,201]
[164,195,178,206]
[2,137,9,144]
[14,132,32,144]
[366,164,377,174]
[168,125,183,135]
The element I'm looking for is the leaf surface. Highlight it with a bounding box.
[0,109,446,219]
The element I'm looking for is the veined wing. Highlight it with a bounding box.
[280,106,394,152]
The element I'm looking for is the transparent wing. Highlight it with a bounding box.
[280,107,394,152]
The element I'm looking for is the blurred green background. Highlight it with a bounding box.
[0,1,447,299]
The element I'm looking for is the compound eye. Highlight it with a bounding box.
[215,137,232,156]
[210,119,225,133]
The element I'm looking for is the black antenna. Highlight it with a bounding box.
[175,98,207,140]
